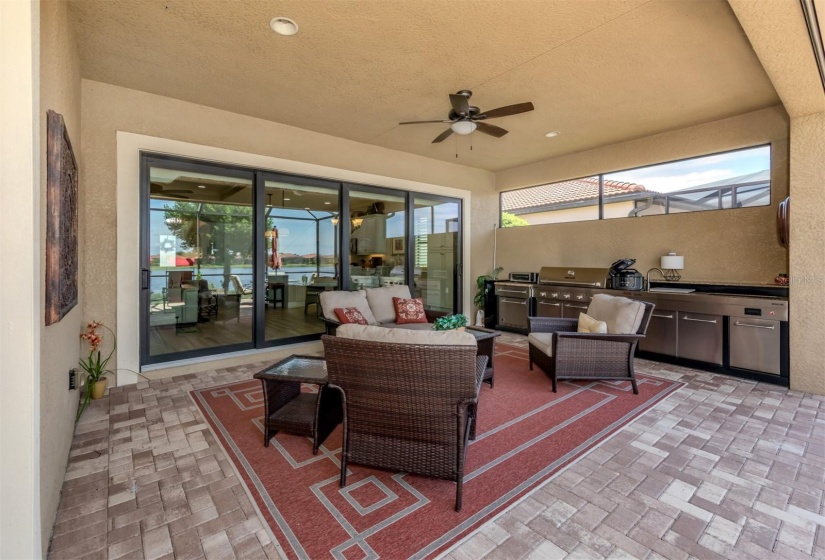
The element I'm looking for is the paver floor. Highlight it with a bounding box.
[49,335,825,559]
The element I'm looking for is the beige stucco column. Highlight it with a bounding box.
[789,112,825,394]
[0,0,42,557]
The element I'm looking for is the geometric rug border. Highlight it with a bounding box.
[190,366,685,560]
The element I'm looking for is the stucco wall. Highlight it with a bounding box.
[38,0,83,550]
[0,1,41,557]
[484,106,789,284]
[789,112,825,394]
[80,80,495,373]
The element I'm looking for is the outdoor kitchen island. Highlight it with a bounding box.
[620,283,788,386]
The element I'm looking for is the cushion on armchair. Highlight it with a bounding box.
[365,285,412,323]
[577,312,608,334]
[527,332,554,357]
[586,294,645,334]
[336,324,477,346]
[320,290,378,325]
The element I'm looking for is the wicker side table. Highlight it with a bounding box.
[466,326,502,388]
[253,355,342,455]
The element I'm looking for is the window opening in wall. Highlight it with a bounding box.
[500,145,771,226]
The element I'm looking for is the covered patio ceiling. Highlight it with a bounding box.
[69,0,780,171]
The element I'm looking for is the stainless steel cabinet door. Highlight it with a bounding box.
[639,310,678,356]
[561,303,589,319]
[729,318,781,375]
[536,300,562,318]
[498,297,529,329]
[678,311,723,365]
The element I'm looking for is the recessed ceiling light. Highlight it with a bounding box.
[544,131,561,138]
[283,197,291,201]
[198,185,206,189]
[304,207,310,210]
[270,17,298,36]
[324,201,331,205]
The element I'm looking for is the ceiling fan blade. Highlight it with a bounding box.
[476,122,509,138]
[449,94,470,116]
[478,102,534,119]
[399,120,452,125]
[431,128,455,143]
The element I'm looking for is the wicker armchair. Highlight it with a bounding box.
[528,296,654,394]
[322,335,487,512]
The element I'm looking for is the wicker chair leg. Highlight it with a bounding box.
[528,356,533,370]
[339,456,347,488]
[455,479,462,512]
[551,374,557,393]
[631,378,639,394]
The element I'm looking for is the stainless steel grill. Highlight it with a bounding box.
[535,267,610,319]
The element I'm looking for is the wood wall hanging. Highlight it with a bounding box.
[45,110,79,325]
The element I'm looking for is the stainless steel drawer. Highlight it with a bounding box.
[495,285,531,297]
[678,311,723,365]
[639,310,678,357]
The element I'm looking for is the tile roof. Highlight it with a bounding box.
[501,177,648,212]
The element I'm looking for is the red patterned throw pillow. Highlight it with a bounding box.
[392,297,427,324]
[334,307,369,325]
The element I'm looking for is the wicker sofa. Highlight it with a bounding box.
[318,284,440,335]
[322,324,487,511]
[528,294,654,394]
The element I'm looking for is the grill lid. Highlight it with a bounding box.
[538,266,610,287]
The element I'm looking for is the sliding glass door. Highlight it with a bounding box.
[139,153,463,366]
[140,157,256,364]
[413,196,461,314]
[262,175,340,342]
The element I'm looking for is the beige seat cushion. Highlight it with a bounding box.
[336,324,476,346]
[319,290,378,325]
[364,285,412,324]
[586,293,645,334]
[528,332,554,357]
[381,322,434,331]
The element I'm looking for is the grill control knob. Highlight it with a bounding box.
[539,292,546,297]
[563,293,571,299]
[551,292,559,298]
[576,295,584,300]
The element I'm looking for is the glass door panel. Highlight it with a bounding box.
[144,164,254,362]
[348,190,406,290]
[414,197,461,314]
[263,179,339,342]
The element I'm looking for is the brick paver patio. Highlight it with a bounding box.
[49,334,825,559]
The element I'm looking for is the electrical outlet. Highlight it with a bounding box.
[69,368,77,390]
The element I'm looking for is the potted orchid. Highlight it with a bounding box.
[77,321,116,421]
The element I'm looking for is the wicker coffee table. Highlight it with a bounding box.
[466,326,502,388]
[253,355,342,455]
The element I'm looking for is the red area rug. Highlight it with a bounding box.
[191,344,682,559]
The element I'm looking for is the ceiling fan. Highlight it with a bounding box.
[151,183,193,199]
[399,90,534,143]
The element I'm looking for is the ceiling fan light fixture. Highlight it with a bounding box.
[270,17,299,36]
[451,121,477,135]
[544,131,561,138]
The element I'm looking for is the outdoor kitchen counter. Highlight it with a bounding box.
[606,289,789,321]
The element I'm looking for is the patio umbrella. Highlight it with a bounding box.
[268,227,282,270]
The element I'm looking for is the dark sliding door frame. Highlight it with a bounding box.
[139,152,257,366]
[139,152,465,367]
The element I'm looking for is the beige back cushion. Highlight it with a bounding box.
[319,290,378,325]
[586,294,645,334]
[364,285,412,323]
[336,324,477,346]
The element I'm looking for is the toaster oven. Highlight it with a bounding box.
[508,272,538,283]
